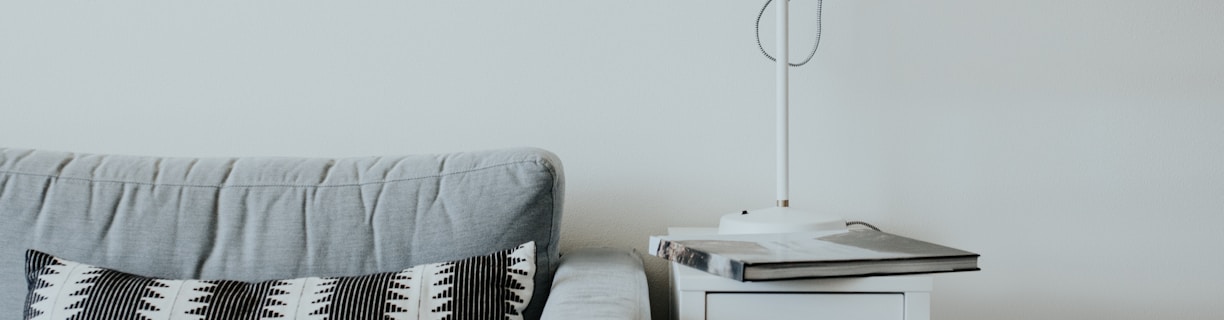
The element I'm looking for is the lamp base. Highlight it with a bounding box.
[718,206,847,234]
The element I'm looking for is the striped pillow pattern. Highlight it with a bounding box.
[23,242,535,320]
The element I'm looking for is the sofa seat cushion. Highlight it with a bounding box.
[24,242,535,320]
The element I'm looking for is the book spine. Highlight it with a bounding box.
[654,238,745,281]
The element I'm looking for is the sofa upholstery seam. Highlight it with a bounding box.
[0,160,539,189]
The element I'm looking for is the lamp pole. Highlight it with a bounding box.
[776,0,790,208]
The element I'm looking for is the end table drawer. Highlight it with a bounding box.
[706,293,904,320]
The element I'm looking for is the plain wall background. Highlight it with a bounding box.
[2,1,1221,319]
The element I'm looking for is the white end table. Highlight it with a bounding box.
[668,227,932,320]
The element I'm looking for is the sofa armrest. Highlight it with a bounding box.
[541,248,651,320]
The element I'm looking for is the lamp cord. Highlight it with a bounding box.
[755,0,823,67]
[846,221,882,231]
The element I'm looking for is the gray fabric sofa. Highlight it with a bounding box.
[0,147,649,319]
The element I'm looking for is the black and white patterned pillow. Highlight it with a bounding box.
[24,242,535,320]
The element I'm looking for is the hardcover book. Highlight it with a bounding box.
[649,229,979,281]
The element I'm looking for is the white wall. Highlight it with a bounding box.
[3,1,1221,318]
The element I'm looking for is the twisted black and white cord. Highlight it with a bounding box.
[755,0,823,67]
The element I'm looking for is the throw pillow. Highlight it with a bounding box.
[24,242,535,320]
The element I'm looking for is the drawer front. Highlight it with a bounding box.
[706,293,905,320]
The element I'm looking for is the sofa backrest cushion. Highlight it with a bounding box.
[0,147,563,319]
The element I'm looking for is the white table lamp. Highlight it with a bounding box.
[718,0,847,235]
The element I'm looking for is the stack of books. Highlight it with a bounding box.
[649,229,979,282]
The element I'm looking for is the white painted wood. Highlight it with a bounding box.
[905,292,932,320]
[707,293,904,320]
[673,286,707,320]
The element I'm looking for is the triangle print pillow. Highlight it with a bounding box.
[24,242,535,320]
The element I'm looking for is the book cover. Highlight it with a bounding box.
[650,229,980,281]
